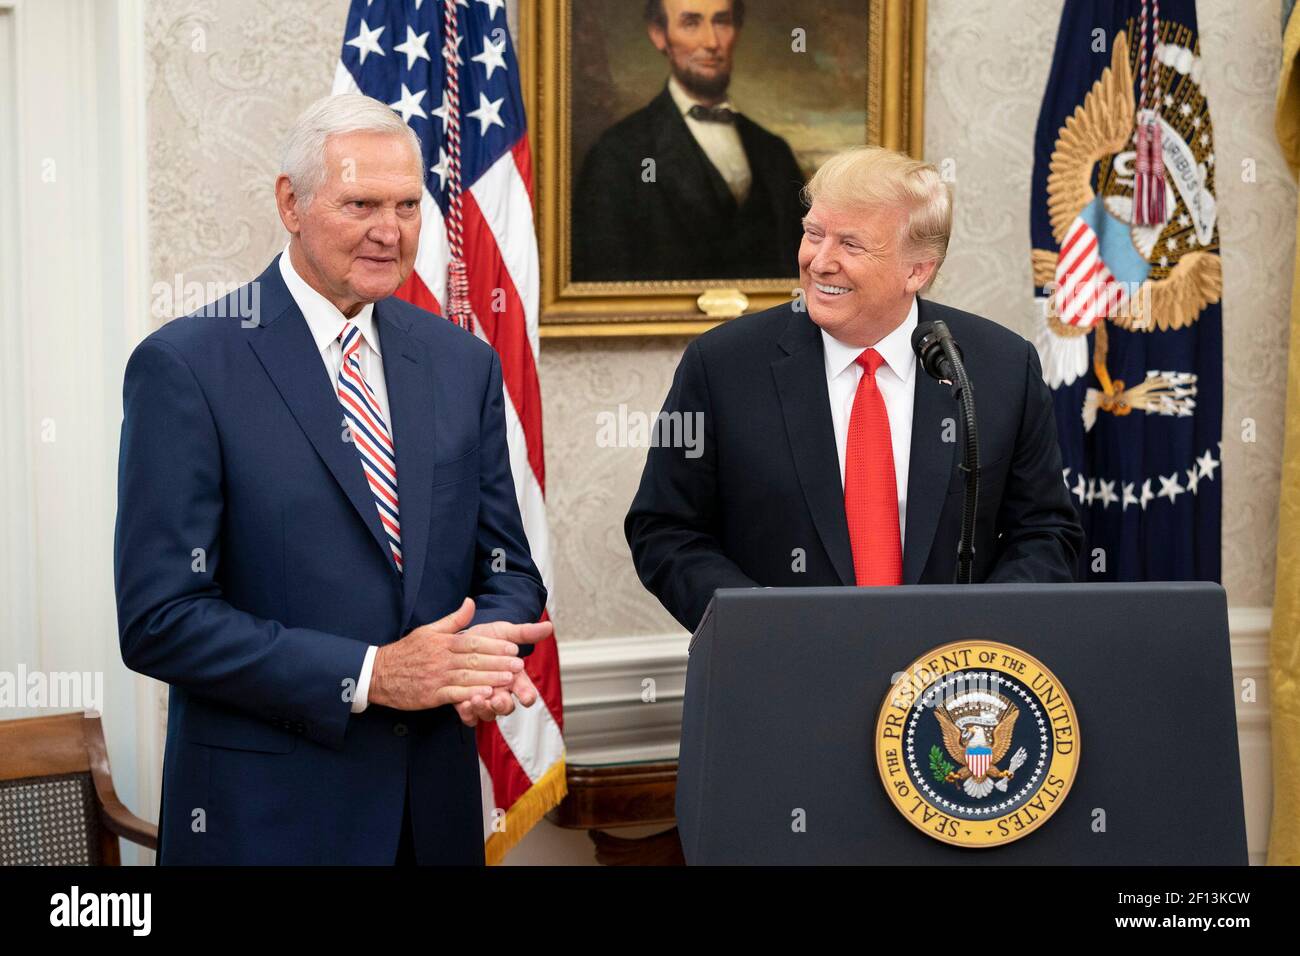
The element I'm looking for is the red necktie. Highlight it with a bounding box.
[844,349,902,586]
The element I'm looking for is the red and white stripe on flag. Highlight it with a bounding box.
[1053,216,1128,330]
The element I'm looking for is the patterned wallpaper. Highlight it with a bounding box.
[144,0,1292,646]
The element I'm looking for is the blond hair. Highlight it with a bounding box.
[802,146,952,286]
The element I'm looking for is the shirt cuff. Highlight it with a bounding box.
[350,645,378,714]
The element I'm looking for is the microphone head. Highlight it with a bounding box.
[912,320,952,382]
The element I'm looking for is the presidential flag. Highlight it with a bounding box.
[335,0,563,862]
[1031,0,1223,582]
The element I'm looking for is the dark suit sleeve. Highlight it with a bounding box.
[984,339,1084,583]
[572,139,635,282]
[625,339,759,631]
[773,138,808,274]
[466,349,548,636]
[114,338,368,752]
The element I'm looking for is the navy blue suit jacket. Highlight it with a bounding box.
[625,299,1084,631]
[114,256,546,864]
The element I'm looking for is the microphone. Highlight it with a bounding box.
[911,319,979,585]
[910,320,963,384]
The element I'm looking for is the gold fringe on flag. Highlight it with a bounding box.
[484,757,568,866]
[1267,3,1300,867]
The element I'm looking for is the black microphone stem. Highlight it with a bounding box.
[941,334,979,585]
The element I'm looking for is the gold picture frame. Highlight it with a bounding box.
[521,0,927,337]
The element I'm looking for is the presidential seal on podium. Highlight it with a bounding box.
[875,641,1080,848]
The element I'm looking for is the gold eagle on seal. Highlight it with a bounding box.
[934,694,1028,800]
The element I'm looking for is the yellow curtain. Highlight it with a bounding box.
[1268,3,1300,866]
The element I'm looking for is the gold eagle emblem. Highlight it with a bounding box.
[934,695,1027,799]
[1033,29,1221,426]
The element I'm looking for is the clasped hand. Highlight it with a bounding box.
[369,598,554,727]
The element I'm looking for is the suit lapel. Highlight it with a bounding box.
[901,298,958,584]
[649,88,734,225]
[375,302,436,629]
[735,115,792,222]
[771,308,855,585]
[247,259,398,578]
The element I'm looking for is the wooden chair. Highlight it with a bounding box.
[0,710,157,865]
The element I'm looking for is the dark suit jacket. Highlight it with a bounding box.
[572,86,806,281]
[114,256,546,864]
[625,299,1084,631]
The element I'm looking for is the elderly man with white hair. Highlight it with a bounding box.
[626,146,1084,631]
[114,93,551,865]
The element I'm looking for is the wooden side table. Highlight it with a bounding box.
[547,760,684,865]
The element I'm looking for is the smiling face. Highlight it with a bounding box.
[275,130,424,317]
[798,199,937,347]
[648,0,739,103]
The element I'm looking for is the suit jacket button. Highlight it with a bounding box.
[393,723,409,737]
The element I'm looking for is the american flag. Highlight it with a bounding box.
[334,0,563,863]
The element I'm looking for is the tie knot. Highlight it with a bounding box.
[687,103,736,124]
[857,348,886,376]
[337,321,361,354]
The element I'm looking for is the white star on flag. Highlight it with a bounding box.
[346,19,385,65]
[430,147,451,191]
[477,0,506,19]
[1097,479,1118,508]
[1197,449,1220,480]
[467,92,505,134]
[472,34,508,79]
[389,83,428,123]
[430,89,452,130]
[1140,479,1155,510]
[1072,473,1086,502]
[1122,482,1138,510]
[1157,473,1185,503]
[393,26,431,70]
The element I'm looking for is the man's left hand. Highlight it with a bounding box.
[455,669,538,727]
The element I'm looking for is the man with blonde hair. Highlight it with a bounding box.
[626,146,1083,630]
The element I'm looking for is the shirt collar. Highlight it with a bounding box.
[278,244,381,357]
[667,75,736,117]
[821,297,919,383]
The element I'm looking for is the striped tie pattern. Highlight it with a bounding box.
[336,321,402,573]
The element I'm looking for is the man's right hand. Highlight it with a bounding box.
[368,598,532,711]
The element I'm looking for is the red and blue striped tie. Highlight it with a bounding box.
[336,321,402,573]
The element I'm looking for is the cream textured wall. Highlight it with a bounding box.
[144,0,1292,649]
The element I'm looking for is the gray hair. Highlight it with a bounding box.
[280,93,424,208]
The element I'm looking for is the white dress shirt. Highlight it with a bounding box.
[667,75,752,205]
[279,246,382,714]
[820,297,919,551]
